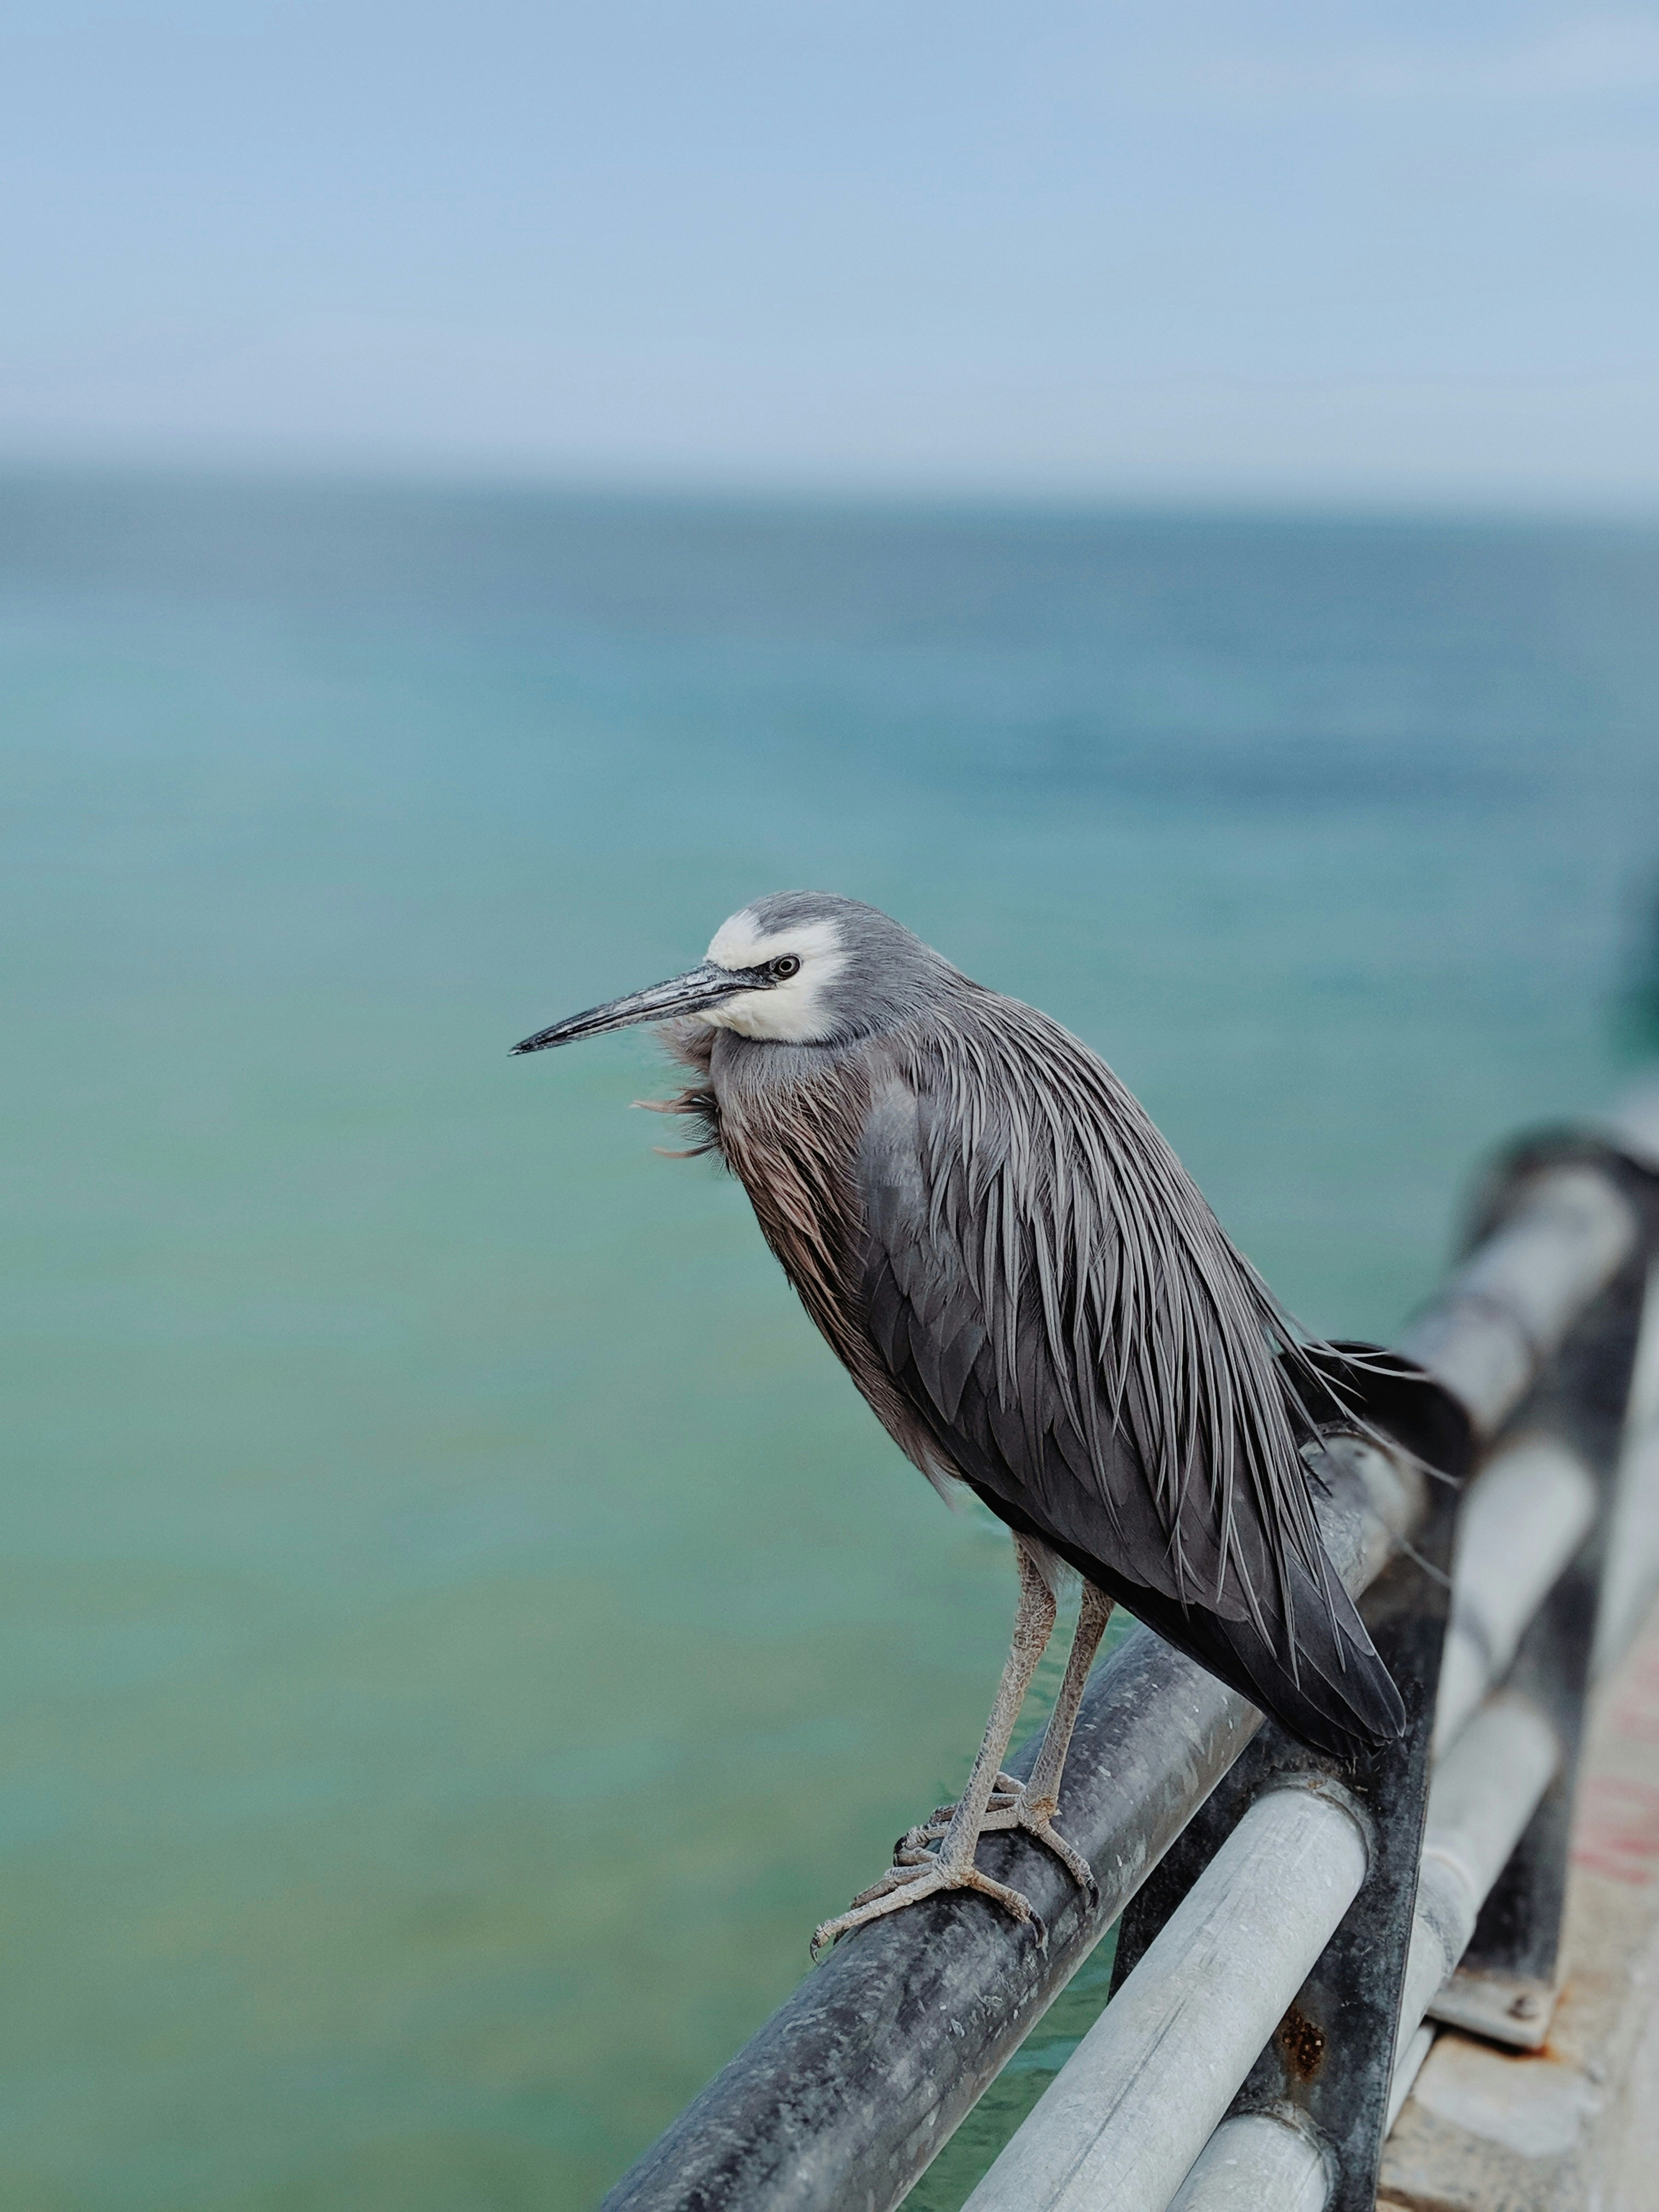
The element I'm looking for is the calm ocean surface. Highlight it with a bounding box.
[3,475,1658,2210]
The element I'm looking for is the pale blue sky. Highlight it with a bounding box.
[3,2,1657,501]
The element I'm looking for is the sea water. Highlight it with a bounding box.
[2,476,1657,2210]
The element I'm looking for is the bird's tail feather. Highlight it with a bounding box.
[1201,1554,1404,1759]
[1095,1547,1406,1761]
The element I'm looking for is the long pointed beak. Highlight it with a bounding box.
[510,962,764,1055]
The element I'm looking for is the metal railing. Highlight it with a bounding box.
[601,1084,1659,2212]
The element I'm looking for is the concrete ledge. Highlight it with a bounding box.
[1379,1584,1659,2210]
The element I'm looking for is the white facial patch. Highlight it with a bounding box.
[702,909,849,1042]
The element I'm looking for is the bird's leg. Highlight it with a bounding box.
[810,1538,1057,1957]
[901,1582,1114,1903]
[1022,1582,1114,1810]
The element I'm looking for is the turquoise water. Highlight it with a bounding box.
[3,476,1658,2210]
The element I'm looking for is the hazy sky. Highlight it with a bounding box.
[4,2,1657,502]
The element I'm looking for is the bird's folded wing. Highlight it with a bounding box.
[854,1028,1334,1641]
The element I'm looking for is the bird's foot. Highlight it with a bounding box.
[809,1841,1045,1960]
[893,1769,1020,1858]
[899,1773,1099,1906]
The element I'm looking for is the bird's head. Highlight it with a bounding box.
[510,891,947,1056]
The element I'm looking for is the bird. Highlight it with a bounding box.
[512,891,1404,1955]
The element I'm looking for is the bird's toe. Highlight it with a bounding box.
[809,1855,1046,1960]
[895,1775,1021,1859]
[983,1799,1097,1902]
[894,1786,1097,1904]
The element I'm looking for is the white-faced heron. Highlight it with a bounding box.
[513,892,1404,1954]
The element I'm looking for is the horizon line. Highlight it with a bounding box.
[3,447,1658,533]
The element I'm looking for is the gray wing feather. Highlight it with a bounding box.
[854,1000,1403,1751]
[860,1045,1282,1621]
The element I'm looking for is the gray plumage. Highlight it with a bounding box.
[520,890,1403,1761]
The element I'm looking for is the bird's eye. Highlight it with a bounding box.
[770,955,802,980]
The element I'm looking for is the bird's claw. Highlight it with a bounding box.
[899,1773,1099,1908]
[810,1850,1046,1961]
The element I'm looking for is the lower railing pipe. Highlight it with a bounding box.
[1167,2113,1331,2212]
[1596,1416,1659,1678]
[1400,1693,1562,2043]
[1384,2025,1435,2135]
[960,1786,1370,2212]
[1435,1436,1598,1752]
[1163,1691,1561,2212]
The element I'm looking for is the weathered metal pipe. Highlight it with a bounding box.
[1384,2024,1435,2135]
[961,1784,1370,2212]
[1629,1264,1659,1435]
[1596,1421,1659,1679]
[1435,1436,1598,1752]
[1165,1692,1561,2212]
[1594,1267,1659,1677]
[599,1162,1637,2212]
[1406,1693,1562,2035]
[1397,1165,1634,1438]
[1166,2113,1331,2212]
